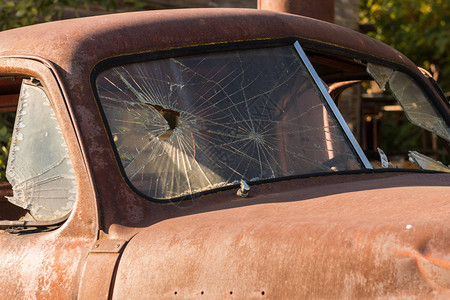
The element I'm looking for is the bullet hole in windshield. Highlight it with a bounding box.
[153,106,179,141]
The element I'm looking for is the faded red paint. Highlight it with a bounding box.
[0,8,447,299]
[112,174,450,298]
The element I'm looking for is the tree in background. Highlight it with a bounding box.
[0,0,119,30]
[360,0,450,95]
[361,0,449,165]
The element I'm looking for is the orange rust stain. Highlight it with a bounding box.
[396,249,450,292]
[397,250,450,270]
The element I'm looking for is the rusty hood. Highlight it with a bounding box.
[111,173,450,298]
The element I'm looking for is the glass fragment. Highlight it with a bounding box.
[408,151,450,172]
[377,147,393,168]
[367,63,450,141]
[6,81,76,221]
[366,63,393,91]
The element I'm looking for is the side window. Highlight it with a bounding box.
[367,63,450,141]
[0,77,76,222]
[334,68,450,170]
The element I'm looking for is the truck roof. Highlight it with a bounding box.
[0,8,417,77]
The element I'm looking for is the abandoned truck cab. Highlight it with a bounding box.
[0,8,448,299]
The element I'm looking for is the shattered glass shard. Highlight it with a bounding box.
[408,151,450,172]
[388,71,450,141]
[366,63,393,91]
[367,63,450,141]
[6,81,76,221]
[377,147,393,169]
[96,45,362,200]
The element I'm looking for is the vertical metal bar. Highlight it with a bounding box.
[293,41,373,169]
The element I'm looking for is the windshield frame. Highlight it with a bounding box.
[293,41,372,169]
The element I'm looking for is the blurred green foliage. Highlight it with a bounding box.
[379,112,422,154]
[0,112,15,181]
[360,0,450,94]
[0,0,118,30]
[0,0,120,180]
[361,1,450,164]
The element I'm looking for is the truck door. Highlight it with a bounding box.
[0,58,98,299]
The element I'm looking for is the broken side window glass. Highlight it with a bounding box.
[5,79,76,221]
[95,45,363,200]
[408,151,450,173]
[367,63,450,141]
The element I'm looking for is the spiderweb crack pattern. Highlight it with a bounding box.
[96,46,361,199]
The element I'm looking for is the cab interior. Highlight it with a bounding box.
[0,76,26,221]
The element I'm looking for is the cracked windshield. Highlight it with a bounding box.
[95,45,363,200]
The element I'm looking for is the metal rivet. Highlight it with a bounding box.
[94,244,99,248]
[116,243,121,248]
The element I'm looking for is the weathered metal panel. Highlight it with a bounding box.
[111,173,450,298]
[78,252,122,299]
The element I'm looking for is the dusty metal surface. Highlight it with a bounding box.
[78,252,122,299]
[111,173,450,299]
[0,8,447,299]
[258,0,335,23]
